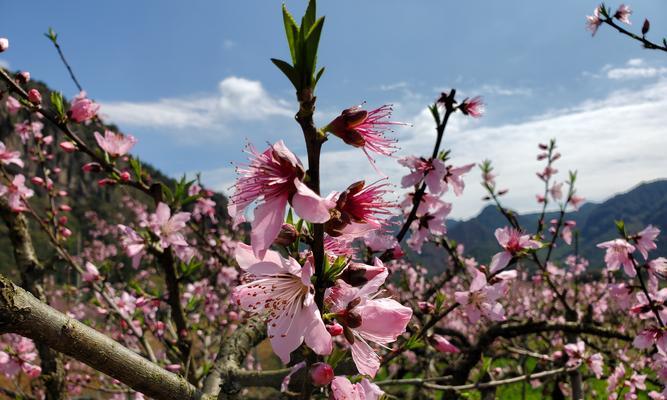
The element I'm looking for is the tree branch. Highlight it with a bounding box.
[0,273,212,400]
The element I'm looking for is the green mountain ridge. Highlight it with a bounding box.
[411,179,667,272]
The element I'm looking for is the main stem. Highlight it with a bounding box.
[296,88,325,399]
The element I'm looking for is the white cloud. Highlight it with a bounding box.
[196,75,667,221]
[100,76,292,131]
[478,84,532,97]
[0,59,9,69]
[605,58,667,80]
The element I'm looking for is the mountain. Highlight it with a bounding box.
[0,77,229,277]
[411,180,667,271]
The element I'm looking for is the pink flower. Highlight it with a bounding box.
[549,182,563,200]
[118,224,146,268]
[607,363,626,393]
[489,227,541,273]
[399,156,446,194]
[326,259,412,377]
[193,197,217,223]
[634,326,667,353]
[459,96,484,117]
[406,198,451,253]
[228,141,333,257]
[0,335,41,379]
[5,96,20,114]
[27,89,41,105]
[614,4,632,25]
[569,195,585,209]
[648,258,667,279]
[331,377,384,400]
[82,262,101,283]
[0,174,34,212]
[597,239,636,277]
[564,340,585,366]
[586,6,603,36]
[561,220,576,245]
[636,225,660,260]
[68,91,100,123]
[148,202,191,251]
[432,334,460,353]
[233,244,332,363]
[0,141,23,168]
[94,130,137,157]
[625,372,647,393]
[587,353,604,379]
[325,180,394,238]
[443,163,475,196]
[455,266,506,323]
[325,104,403,168]
[0,38,8,52]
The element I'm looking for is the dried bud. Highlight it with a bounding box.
[0,38,8,53]
[27,89,42,105]
[273,223,298,246]
[309,363,334,386]
[642,18,650,35]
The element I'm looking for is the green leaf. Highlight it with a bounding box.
[271,58,299,89]
[304,16,325,77]
[286,208,294,225]
[302,0,317,33]
[50,91,65,119]
[428,104,441,125]
[129,157,143,182]
[314,67,325,87]
[525,358,537,374]
[282,4,299,63]
[326,347,348,368]
[160,183,174,203]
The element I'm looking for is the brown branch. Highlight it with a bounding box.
[0,273,212,400]
[201,315,266,398]
[423,366,578,392]
[0,197,66,400]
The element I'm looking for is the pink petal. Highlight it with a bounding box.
[251,193,288,257]
[291,179,333,223]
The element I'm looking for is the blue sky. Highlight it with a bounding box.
[2,1,667,218]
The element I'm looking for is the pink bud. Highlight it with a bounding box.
[59,141,77,153]
[27,89,42,105]
[42,135,54,145]
[59,204,72,212]
[53,167,61,174]
[82,162,102,173]
[0,38,8,52]
[98,178,116,187]
[60,227,72,238]
[326,323,344,336]
[17,71,30,83]
[58,190,68,197]
[58,216,68,225]
[418,301,434,314]
[309,363,334,386]
[30,177,44,186]
[119,171,131,182]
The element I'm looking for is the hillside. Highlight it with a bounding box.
[0,77,229,277]
[411,180,667,272]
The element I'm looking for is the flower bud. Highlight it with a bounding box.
[0,38,8,53]
[59,227,72,238]
[339,262,386,287]
[119,171,131,182]
[431,334,460,353]
[59,204,72,212]
[27,89,42,105]
[16,71,30,84]
[309,363,334,386]
[30,177,44,186]
[326,323,344,336]
[59,141,77,153]
[418,301,434,314]
[82,162,102,173]
[273,223,298,246]
[98,178,116,187]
